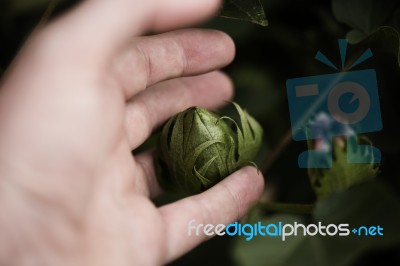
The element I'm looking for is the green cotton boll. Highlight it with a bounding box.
[156,102,263,195]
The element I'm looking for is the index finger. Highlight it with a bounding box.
[158,166,264,263]
[48,0,222,55]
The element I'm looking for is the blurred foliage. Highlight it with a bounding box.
[0,0,72,74]
[332,0,400,65]
[1,0,400,265]
[177,0,400,265]
[234,180,400,266]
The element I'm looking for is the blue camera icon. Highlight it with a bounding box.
[286,40,382,168]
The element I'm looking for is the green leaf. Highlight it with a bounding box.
[308,137,379,199]
[219,0,268,26]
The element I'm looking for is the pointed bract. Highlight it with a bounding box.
[157,103,263,195]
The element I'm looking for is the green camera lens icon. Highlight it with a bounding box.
[286,39,382,168]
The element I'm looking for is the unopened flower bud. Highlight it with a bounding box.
[156,103,263,195]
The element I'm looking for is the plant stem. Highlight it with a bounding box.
[261,131,292,174]
[33,1,58,32]
[258,202,314,214]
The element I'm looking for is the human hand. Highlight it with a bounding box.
[0,0,264,265]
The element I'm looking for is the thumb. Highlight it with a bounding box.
[158,166,264,263]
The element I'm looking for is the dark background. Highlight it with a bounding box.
[1,0,400,265]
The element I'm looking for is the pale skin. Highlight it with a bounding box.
[0,0,264,265]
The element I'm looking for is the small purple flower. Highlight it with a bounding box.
[308,112,355,152]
